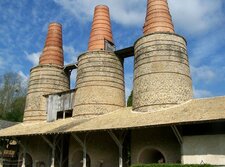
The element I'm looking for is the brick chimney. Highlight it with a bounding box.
[39,22,64,66]
[143,0,174,35]
[88,5,114,51]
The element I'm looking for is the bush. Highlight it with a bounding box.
[131,164,213,167]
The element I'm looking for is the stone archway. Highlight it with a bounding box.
[138,148,165,164]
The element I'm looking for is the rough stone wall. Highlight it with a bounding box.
[182,135,225,165]
[131,127,181,164]
[73,51,125,118]
[23,65,69,122]
[19,136,51,167]
[133,32,193,112]
[69,132,118,167]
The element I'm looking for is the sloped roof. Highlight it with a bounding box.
[0,96,225,137]
[0,120,18,130]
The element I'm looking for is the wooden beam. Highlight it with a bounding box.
[41,136,57,167]
[114,46,134,59]
[108,130,123,167]
[171,125,182,145]
[71,134,87,167]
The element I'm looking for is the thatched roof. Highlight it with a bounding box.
[0,96,225,137]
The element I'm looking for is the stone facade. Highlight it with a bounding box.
[19,136,52,167]
[23,65,69,122]
[69,132,118,167]
[73,51,125,118]
[131,127,181,164]
[133,32,193,112]
[182,135,225,165]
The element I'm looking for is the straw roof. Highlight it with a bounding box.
[0,96,225,137]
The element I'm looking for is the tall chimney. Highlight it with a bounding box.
[23,22,69,122]
[143,0,174,35]
[39,23,64,66]
[133,0,193,112]
[73,5,125,118]
[88,5,114,51]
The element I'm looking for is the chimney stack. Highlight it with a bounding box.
[132,0,193,112]
[143,0,174,35]
[23,22,69,122]
[39,23,64,66]
[73,5,125,118]
[88,5,114,51]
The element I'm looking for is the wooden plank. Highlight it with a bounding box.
[114,46,134,59]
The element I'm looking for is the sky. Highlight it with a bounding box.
[0,0,225,100]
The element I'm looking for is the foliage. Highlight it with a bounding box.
[0,72,27,122]
[131,164,213,167]
[127,90,133,107]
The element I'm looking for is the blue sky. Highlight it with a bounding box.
[0,0,225,100]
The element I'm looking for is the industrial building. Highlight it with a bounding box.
[0,0,225,166]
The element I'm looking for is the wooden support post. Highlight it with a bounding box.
[171,125,183,145]
[42,136,57,167]
[13,137,26,167]
[71,134,87,167]
[108,130,123,167]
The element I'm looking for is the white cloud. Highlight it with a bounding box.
[63,45,79,64]
[191,65,216,84]
[54,0,225,35]
[53,0,145,27]
[169,0,224,35]
[193,88,213,98]
[26,51,41,66]
[18,70,28,88]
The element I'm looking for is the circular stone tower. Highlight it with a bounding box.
[133,0,193,112]
[73,5,125,118]
[23,23,70,122]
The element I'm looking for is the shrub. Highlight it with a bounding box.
[131,164,213,167]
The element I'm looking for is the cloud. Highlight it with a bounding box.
[53,0,145,27]
[169,0,224,35]
[63,45,80,64]
[193,87,213,98]
[26,51,41,66]
[191,65,216,84]
[54,0,225,35]
[18,70,28,88]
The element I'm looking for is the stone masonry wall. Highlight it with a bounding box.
[73,51,125,118]
[131,127,181,164]
[133,32,193,112]
[69,132,118,167]
[23,65,69,122]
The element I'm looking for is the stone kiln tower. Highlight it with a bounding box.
[23,23,70,122]
[73,5,125,118]
[133,0,193,112]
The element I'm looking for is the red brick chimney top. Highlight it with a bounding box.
[143,0,175,35]
[88,5,114,51]
[39,22,64,66]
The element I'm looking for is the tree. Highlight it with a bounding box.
[0,72,27,122]
[127,90,133,107]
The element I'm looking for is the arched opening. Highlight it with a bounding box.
[138,148,165,164]
[18,153,33,167]
[71,150,91,167]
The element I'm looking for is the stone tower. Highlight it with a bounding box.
[133,0,193,112]
[73,5,125,118]
[23,23,70,122]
